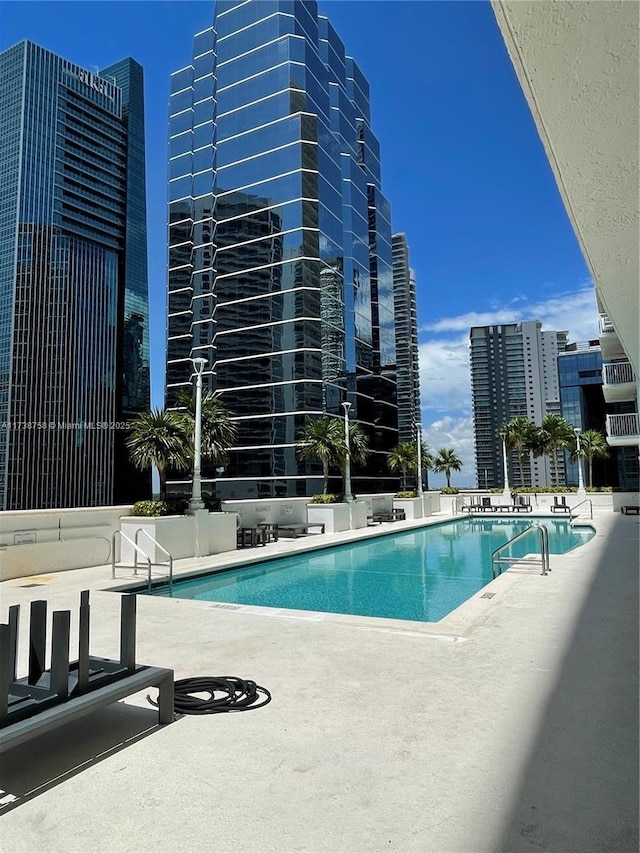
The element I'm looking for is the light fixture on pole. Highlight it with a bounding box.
[501,434,511,500]
[574,426,585,496]
[416,422,423,496]
[341,401,353,503]
[188,356,207,513]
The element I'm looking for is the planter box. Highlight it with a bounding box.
[207,512,237,554]
[422,492,440,516]
[393,497,423,520]
[120,511,238,561]
[307,501,368,533]
[120,516,194,562]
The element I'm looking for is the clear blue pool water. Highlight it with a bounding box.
[147,518,595,622]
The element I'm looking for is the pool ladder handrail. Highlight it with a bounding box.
[111,530,173,594]
[135,528,173,594]
[569,498,593,523]
[491,523,550,579]
[454,495,473,515]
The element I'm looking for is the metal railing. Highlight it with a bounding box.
[569,498,593,522]
[598,312,615,335]
[454,495,471,514]
[606,413,640,438]
[111,530,173,594]
[602,360,636,386]
[135,528,173,593]
[491,524,550,579]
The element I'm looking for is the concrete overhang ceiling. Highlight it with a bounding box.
[492,0,639,374]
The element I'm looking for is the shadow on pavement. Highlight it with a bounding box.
[0,701,178,814]
[497,515,639,852]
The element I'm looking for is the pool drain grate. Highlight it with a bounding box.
[481,592,496,599]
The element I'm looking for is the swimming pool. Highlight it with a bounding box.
[146,518,594,622]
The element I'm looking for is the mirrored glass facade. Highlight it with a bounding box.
[166,0,399,499]
[559,342,638,489]
[0,41,150,509]
[392,234,421,444]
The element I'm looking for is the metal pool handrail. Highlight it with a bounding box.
[454,495,472,514]
[134,528,174,594]
[112,530,152,589]
[569,498,593,521]
[491,523,550,579]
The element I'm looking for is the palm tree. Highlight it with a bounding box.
[573,429,610,487]
[432,447,462,488]
[126,409,192,500]
[387,442,417,490]
[343,422,370,492]
[297,417,345,494]
[421,441,434,490]
[535,414,576,487]
[500,417,536,487]
[175,388,237,466]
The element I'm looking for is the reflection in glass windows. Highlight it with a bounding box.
[166,0,407,498]
[0,43,151,509]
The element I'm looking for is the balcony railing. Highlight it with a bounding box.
[603,360,637,386]
[599,312,615,334]
[606,412,640,438]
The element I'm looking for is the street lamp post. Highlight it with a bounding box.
[574,427,585,496]
[501,435,511,500]
[341,401,353,503]
[416,422,423,496]
[188,357,207,513]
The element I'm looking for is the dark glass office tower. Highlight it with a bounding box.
[392,233,421,444]
[0,41,151,509]
[559,341,638,489]
[166,0,399,499]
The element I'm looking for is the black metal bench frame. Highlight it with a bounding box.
[0,592,174,755]
[621,505,640,515]
[277,522,325,538]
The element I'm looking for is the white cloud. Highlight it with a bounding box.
[418,334,471,416]
[424,416,475,488]
[421,285,598,343]
[418,284,601,487]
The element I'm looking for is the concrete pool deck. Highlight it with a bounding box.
[0,509,638,852]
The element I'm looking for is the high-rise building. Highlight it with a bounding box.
[0,41,150,510]
[166,0,400,499]
[559,340,639,490]
[391,233,421,445]
[469,320,567,489]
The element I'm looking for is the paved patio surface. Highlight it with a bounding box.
[0,510,638,852]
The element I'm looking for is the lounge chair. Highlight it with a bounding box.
[551,495,571,513]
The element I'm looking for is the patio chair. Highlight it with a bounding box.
[551,495,571,513]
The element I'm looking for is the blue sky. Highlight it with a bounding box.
[0,1,597,486]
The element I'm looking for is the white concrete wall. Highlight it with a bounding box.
[360,493,394,518]
[120,511,239,563]
[306,501,368,533]
[0,506,133,580]
[221,497,309,527]
[0,538,113,581]
[307,503,350,533]
[393,498,423,520]
[0,506,133,548]
[423,492,441,516]
[120,516,194,562]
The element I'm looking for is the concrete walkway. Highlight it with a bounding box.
[0,510,637,852]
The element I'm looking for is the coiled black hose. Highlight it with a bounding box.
[149,676,271,715]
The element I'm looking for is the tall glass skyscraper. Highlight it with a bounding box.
[166,0,400,499]
[392,233,421,445]
[0,41,151,509]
